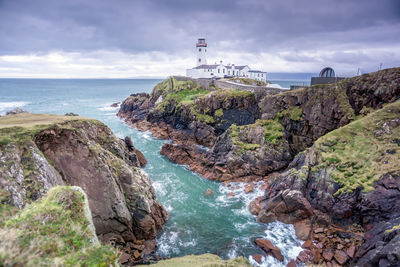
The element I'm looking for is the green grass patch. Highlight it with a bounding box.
[0,113,103,146]
[137,253,251,267]
[0,186,117,266]
[215,108,223,117]
[278,106,303,121]
[314,100,400,195]
[229,77,268,86]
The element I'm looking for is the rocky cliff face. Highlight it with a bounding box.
[255,100,400,265]
[0,114,167,264]
[119,68,400,182]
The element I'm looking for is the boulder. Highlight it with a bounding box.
[254,239,284,262]
[252,254,263,264]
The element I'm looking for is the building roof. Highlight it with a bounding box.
[193,64,219,69]
[248,70,266,73]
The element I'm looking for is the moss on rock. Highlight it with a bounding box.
[314,100,400,194]
[0,186,118,266]
[138,253,251,267]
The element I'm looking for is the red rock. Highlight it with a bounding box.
[312,249,321,264]
[286,259,297,267]
[296,250,311,263]
[255,239,284,262]
[302,240,313,250]
[346,245,356,258]
[133,250,141,260]
[322,250,334,261]
[228,192,235,197]
[204,188,214,196]
[249,196,263,215]
[120,253,130,264]
[252,254,263,264]
[315,242,324,249]
[244,184,254,194]
[294,219,311,241]
[337,244,344,250]
[334,250,349,265]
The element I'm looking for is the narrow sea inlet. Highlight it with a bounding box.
[0,78,303,266]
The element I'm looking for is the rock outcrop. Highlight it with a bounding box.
[0,113,167,264]
[118,68,400,181]
[256,100,400,265]
[0,186,118,266]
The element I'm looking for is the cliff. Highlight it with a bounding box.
[118,68,400,265]
[0,186,118,266]
[0,113,167,265]
[118,68,400,182]
[255,97,400,265]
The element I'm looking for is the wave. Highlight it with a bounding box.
[98,105,119,111]
[0,101,30,115]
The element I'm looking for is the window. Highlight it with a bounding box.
[228,71,230,75]
[218,69,220,73]
[205,49,207,52]
[204,69,206,72]
[223,69,225,73]
[199,58,201,62]
[199,48,201,52]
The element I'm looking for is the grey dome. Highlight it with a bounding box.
[319,67,335,78]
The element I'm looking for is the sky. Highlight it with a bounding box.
[0,0,399,78]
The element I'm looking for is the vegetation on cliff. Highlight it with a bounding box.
[313,100,400,194]
[1,113,167,264]
[138,253,251,267]
[0,186,117,266]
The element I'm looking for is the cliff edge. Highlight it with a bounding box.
[0,113,167,265]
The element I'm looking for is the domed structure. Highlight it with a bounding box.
[310,67,344,86]
[319,67,335,78]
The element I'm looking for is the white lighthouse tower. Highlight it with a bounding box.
[196,38,207,66]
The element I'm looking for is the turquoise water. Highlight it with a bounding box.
[0,78,302,266]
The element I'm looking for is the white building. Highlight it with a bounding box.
[186,38,267,82]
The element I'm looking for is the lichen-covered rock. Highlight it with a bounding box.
[0,186,118,266]
[353,216,400,266]
[0,113,167,263]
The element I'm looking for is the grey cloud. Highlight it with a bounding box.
[0,0,399,73]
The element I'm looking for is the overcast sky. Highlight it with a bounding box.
[0,0,399,78]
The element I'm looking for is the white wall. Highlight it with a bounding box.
[196,46,207,66]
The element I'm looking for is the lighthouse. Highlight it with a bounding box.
[196,38,207,66]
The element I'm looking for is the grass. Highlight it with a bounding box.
[0,113,103,146]
[278,106,303,121]
[212,88,253,99]
[257,119,285,145]
[228,118,285,153]
[137,253,251,267]
[313,100,400,195]
[0,186,118,266]
[229,77,267,86]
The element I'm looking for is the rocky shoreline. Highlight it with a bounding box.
[118,68,400,266]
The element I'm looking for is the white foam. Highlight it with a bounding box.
[0,101,30,115]
[218,181,303,266]
[98,105,119,111]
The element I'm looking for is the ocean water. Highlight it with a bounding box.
[0,78,303,266]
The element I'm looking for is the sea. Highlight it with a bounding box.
[0,77,309,266]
